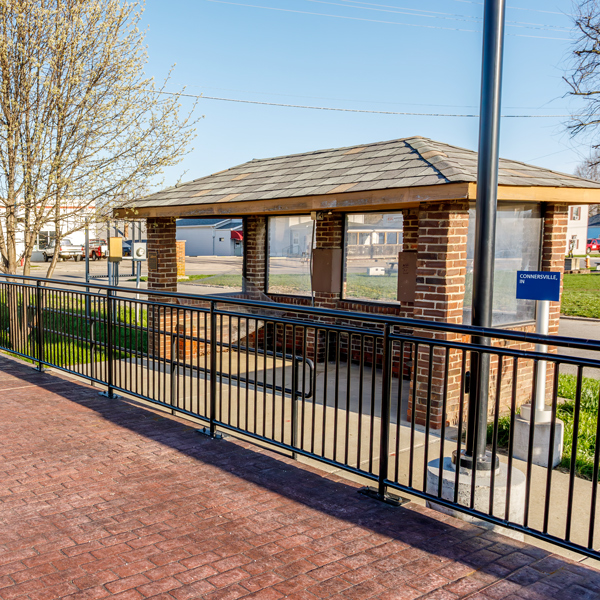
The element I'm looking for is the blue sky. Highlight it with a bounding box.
[142,0,590,188]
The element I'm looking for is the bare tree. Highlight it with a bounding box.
[0,0,198,277]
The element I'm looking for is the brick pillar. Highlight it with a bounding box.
[542,204,568,336]
[146,217,179,361]
[542,203,568,397]
[244,216,267,297]
[314,212,344,309]
[411,201,469,429]
[147,217,177,293]
[402,209,418,252]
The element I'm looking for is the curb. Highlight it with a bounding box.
[560,315,600,322]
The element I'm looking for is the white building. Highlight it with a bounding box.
[176,218,243,256]
[565,205,589,254]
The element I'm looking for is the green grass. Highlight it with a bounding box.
[560,273,600,318]
[0,292,147,367]
[488,373,600,480]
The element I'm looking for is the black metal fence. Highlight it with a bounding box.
[2,274,600,559]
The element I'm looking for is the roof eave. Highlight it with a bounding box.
[114,182,471,219]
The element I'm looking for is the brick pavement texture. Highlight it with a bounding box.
[0,355,599,600]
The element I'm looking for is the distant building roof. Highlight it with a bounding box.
[118,137,600,219]
[589,213,600,228]
[176,218,229,227]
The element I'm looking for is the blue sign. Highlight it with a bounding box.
[516,271,561,302]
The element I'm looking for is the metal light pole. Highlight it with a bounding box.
[463,0,506,470]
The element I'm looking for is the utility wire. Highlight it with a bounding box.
[161,89,571,118]
[307,0,572,32]
[204,0,572,40]
[452,0,568,17]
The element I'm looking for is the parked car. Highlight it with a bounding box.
[42,239,85,262]
[587,238,600,254]
[87,239,108,260]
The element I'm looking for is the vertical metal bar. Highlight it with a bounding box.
[408,343,419,488]
[219,311,224,423]
[106,288,115,399]
[344,332,352,467]
[333,330,340,463]
[272,322,277,440]
[543,361,560,535]
[423,345,434,491]
[394,340,405,484]
[467,0,506,467]
[524,359,539,528]
[291,325,298,453]
[377,324,392,498]
[357,334,365,468]
[368,335,377,473]
[170,307,178,414]
[209,301,218,437]
[301,326,308,452]
[321,330,330,457]
[228,315,232,425]
[438,349,451,499]
[489,354,503,515]
[36,281,44,371]
[505,357,519,520]
[454,351,468,504]
[588,376,600,549]
[566,365,583,542]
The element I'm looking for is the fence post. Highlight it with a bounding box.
[100,288,116,399]
[360,323,407,506]
[198,300,221,438]
[170,308,178,415]
[35,280,44,372]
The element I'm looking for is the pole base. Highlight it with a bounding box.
[196,427,223,439]
[98,391,119,399]
[358,486,410,507]
[453,449,499,471]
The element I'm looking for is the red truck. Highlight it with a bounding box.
[587,238,600,254]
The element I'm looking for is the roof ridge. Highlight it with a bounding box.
[403,138,455,183]
[244,135,424,164]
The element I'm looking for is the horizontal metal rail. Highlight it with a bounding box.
[1,274,600,561]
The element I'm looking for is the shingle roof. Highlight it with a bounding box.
[137,136,600,209]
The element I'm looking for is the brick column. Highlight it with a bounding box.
[314,212,344,309]
[411,201,469,429]
[146,217,179,361]
[542,203,568,397]
[244,216,267,297]
[147,217,177,293]
[402,209,419,252]
[542,204,568,336]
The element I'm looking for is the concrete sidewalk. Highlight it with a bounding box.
[1,356,599,600]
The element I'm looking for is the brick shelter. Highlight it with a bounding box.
[116,136,600,427]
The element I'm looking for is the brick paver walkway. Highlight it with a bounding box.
[0,355,599,600]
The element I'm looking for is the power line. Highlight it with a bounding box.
[307,0,572,33]
[452,0,568,17]
[161,89,572,118]
[204,0,572,40]
[169,83,571,110]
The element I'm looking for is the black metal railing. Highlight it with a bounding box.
[2,274,600,560]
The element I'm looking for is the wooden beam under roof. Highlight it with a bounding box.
[115,181,600,219]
